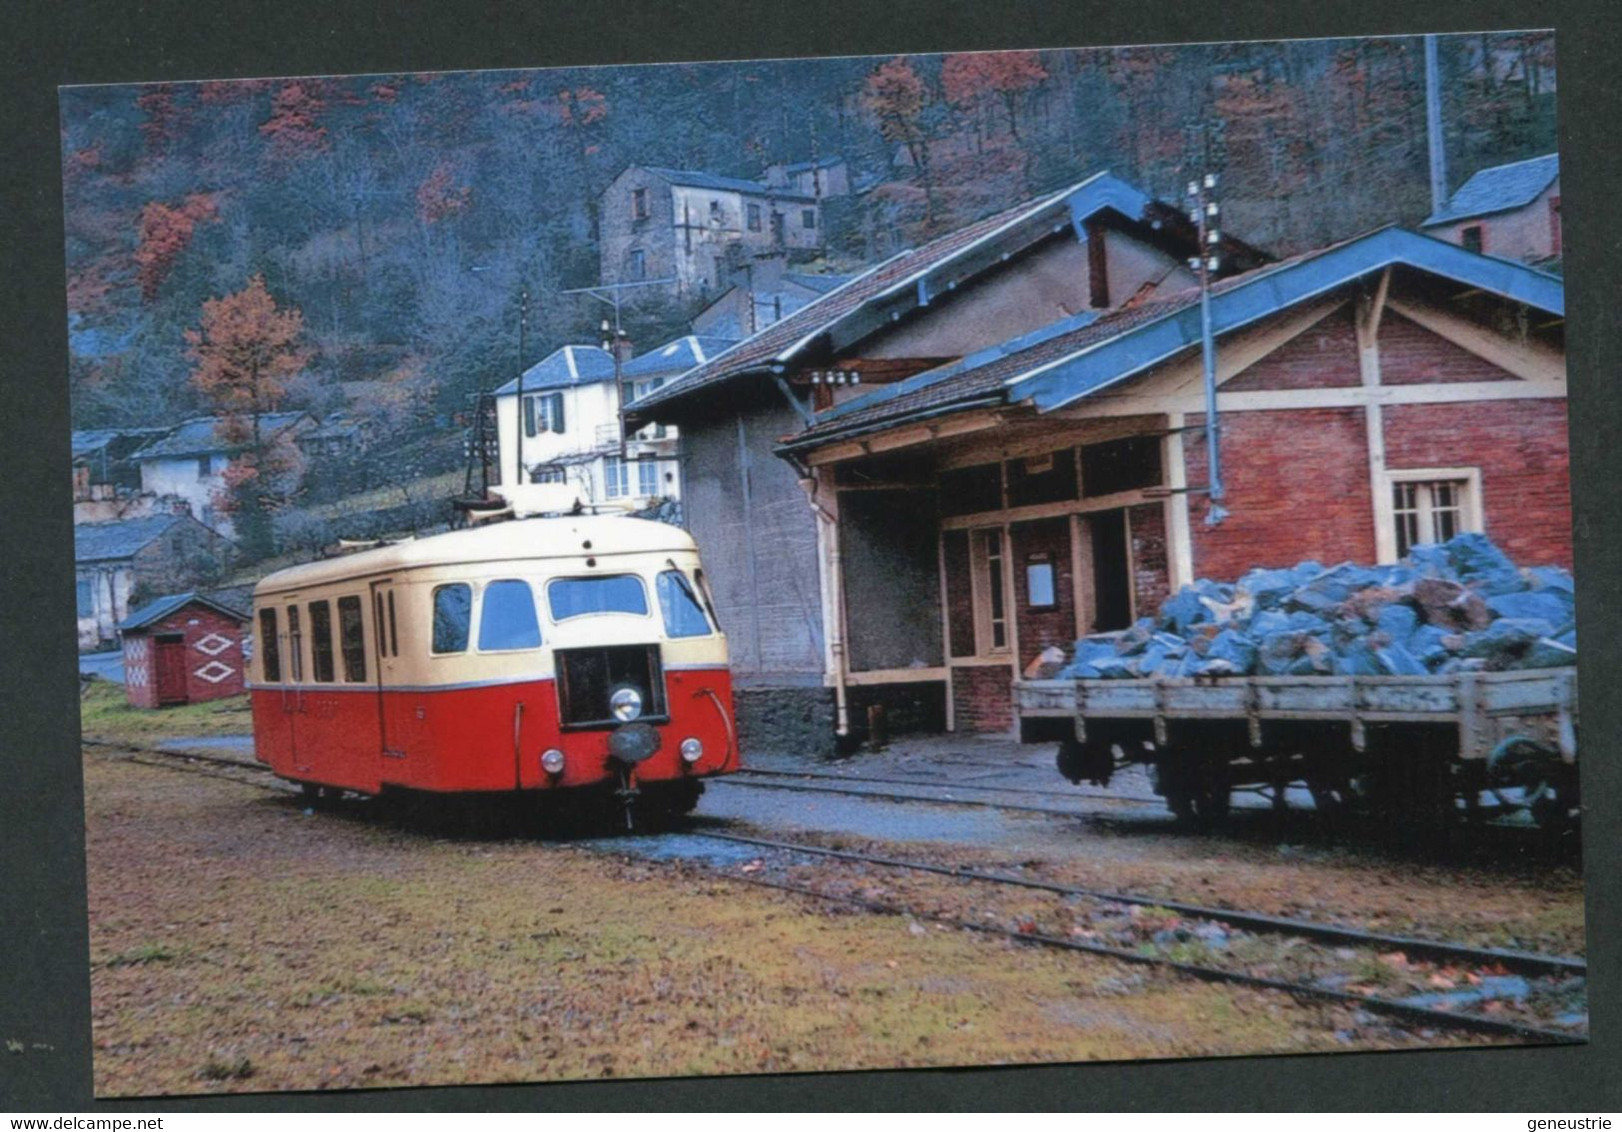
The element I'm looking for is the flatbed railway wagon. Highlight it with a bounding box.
[1018,668,1579,828]
[248,514,738,823]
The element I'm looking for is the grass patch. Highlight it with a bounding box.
[101,942,185,968]
[199,1056,255,1082]
[79,681,251,744]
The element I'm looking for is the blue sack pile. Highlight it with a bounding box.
[1056,533,1576,679]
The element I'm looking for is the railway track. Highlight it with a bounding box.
[679,830,1585,1046]
[724,765,1156,810]
[716,768,1150,817]
[87,736,1587,1046]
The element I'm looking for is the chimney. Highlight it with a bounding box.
[612,332,635,367]
[170,498,193,517]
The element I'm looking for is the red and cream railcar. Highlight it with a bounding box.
[248,515,737,817]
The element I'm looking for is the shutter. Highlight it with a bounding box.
[523,396,536,438]
[551,393,566,434]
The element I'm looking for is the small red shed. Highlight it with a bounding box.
[119,592,250,708]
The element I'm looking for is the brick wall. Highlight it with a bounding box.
[1011,517,1075,667]
[1379,312,1519,385]
[952,664,1014,733]
[123,603,247,709]
[1383,398,1572,568]
[1185,407,1377,577]
[1223,305,1362,391]
[1128,503,1171,617]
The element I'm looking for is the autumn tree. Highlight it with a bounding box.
[133,193,219,301]
[941,51,1047,143]
[864,57,938,224]
[259,82,329,158]
[186,274,310,557]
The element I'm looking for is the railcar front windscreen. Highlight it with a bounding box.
[547,575,649,620]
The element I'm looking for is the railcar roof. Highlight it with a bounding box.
[253,515,699,597]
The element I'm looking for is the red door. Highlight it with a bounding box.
[154,634,189,706]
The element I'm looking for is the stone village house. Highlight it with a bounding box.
[1422,153,1560,266]
[74,511,234,651]
[598,166,823,298]
[628,171,1568,751]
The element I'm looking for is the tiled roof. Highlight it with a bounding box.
[118,590,248,632]
[1423,153,1559,226]
[641,166,816,202]
[74,514,184,562]
[630,177,1108,414]
[782,225,1566,452]
[620,335,739,380]
[492,345,617,396]
[131,413,308,461]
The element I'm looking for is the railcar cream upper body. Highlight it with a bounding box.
[248,516,727,690]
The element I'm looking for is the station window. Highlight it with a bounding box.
[548,575,648,621]
[638,459,661,497]
[432,583,473,654]
[478,579,542,651]
[971,529,1010,654]
[1388,471,1481,559]
[337,595,366,682]
[657,570,712,638]
[308,600,336,683]
[258,608,281,683]
[603,456,631,499]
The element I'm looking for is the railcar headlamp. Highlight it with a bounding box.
[541,748,566,775]
[679,737,703,763]
[610,685,644,722]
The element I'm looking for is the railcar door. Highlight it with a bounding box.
[281,596,312,779]
[370,580,407,771]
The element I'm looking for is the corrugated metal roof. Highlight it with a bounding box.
[782,225,1566,452]
[117,591,248,632]
[74,514,184,562]
[132,413,309,461]
[641,166,816,201]
[1423,153,1559,226]
[492,345,617,396]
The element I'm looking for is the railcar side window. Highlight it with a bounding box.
[337,595,366,681]
[287,605,305,682]
[547,575,649,620]
[308,600,336,683]
[656,570,711,638]
[478,580,542,651]
[258,608,281,682]
[432,583,473,654]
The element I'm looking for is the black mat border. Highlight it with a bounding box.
[3,0,1618,1111]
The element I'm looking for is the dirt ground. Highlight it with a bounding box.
[83,750,1497,1099]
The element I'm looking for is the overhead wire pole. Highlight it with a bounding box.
[1425,34,1449,218]
[1187,146,1229,526]
[558,276,676,462]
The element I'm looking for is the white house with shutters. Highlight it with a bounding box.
[491,342,690,509]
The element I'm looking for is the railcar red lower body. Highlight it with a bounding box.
[251,667,737,796]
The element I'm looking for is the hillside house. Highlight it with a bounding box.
[491,343,683,509]
[763,156,852,199]
[1422,153,1561,266]
[690,260,854,341]
[74,512,234,651]
[119,592,249,708]
[131,412,313,537]
[628,172,1271,752]
[598,166,823,297]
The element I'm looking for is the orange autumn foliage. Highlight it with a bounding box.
[185,274,309,439]
[134,193,219,301]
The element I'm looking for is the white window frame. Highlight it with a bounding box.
[637,458,661,498]
[1379,467,1484,562]
[603,455,630,499]
[523,392,560,436]
[968,527,1012,657]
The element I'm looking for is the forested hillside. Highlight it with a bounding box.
[61,34,1556,442]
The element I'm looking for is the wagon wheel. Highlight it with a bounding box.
[1155,755,1229,828]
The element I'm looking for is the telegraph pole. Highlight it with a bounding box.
[1425,34,1449,217]
[1187,168,1229,526]
[515,285,529,486]
[559,276,676,465]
